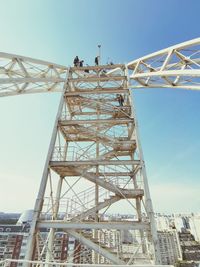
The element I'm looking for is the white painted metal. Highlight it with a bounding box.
[24,70,69,263]
[0,38,200,266]
[37,221,149,230]
[127,37,200,90]
[0,258,175,267]
[0,38,200,98]
[0,52,67,97]
[67,229,125,265]
[126,66,161,263]
[21,64,158,265]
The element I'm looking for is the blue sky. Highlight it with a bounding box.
[0,0,199,213]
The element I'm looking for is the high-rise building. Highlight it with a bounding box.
[158,230,182,265]
[0,212,200,265]
[179,230,200,261]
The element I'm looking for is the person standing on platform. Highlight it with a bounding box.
[95,56,99,66]
[73,56,79,67]
[79,60,84,67]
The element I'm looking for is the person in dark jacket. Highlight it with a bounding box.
[95,56,99,66]
[116,94,124,106]
[73,56,79,67]
[79,60,84,67]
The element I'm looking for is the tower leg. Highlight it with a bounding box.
[24,89,66,265]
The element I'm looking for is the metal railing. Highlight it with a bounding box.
[0,259,175,267]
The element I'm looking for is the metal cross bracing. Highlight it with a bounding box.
[24,63,160,265]
[0,38,200,98]
[0,37,200,266]
[128,37,200,90]
[0,52,66,97]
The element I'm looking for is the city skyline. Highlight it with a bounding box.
[0,0,199,213]
[0,212,200,265]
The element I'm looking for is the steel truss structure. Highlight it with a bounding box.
[0,52,66,97]
[0,37,200,266]
[24,64,159,265]
[128,37,200,90]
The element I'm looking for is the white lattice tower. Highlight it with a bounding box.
[22,64,160,265]
[0,38,200,266]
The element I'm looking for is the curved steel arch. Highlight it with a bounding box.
[127,37,200,90]
[0,52,67,97]
[0,38,200,98]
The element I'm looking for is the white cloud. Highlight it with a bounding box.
[0,172,39,213]
[150,182,200,213]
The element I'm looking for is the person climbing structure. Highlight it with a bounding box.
[116,94,124,106]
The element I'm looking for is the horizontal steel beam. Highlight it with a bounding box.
[37,221,149,230]
[50,159,140,166]
[69,76,126,82]
[51,171,135,177]
[70,64,125,71]
[69,111,130,117]
[59,118,134,125]
[65,88,129,95]
[86,171,135,176]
